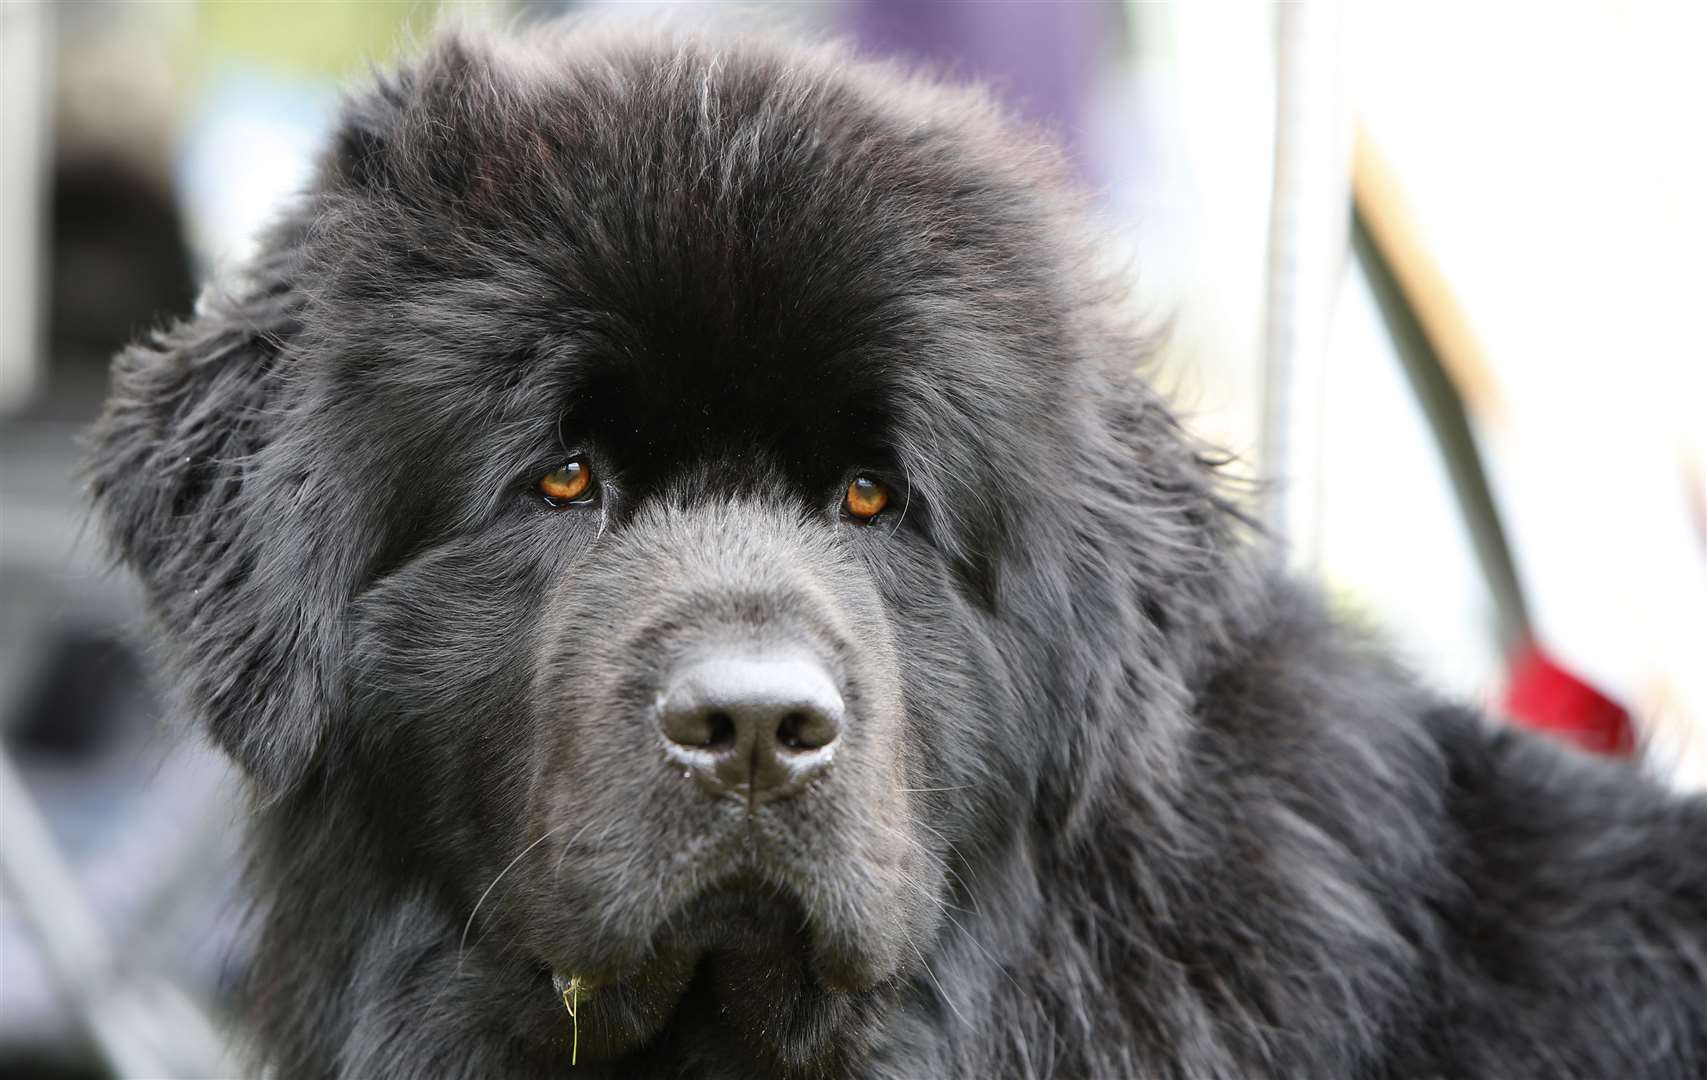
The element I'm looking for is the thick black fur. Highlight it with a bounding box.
[88,24,1706,1079]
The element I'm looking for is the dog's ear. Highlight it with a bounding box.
[86,225,328,793]
[86,45,478,793]
[83,39,449,794]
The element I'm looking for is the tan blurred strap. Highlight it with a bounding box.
[1352,129,1508,429]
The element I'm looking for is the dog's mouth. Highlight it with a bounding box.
[544,875,885,1062]
[658,876,818,961]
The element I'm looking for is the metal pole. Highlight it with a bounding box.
[1261,0,1351,561]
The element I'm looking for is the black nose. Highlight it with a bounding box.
[658,649,844,803]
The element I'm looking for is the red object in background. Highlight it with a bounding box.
[1502,641,1633,756]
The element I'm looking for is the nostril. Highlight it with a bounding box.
[775,709,838,752]
[781,706,812,750]
[661,705,740,752]
[704,711,736,749]
[776,712,808,750]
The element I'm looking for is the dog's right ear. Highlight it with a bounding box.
[84,59,428,792]
[86,37,504,792]
[85,229,320,792]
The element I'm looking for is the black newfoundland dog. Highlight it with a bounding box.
[89,24,1705,1080]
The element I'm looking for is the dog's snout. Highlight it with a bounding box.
[659,650,843,803]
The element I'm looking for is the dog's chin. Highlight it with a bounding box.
[544,878,898,1063]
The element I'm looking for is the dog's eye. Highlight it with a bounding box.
[844,476,890,521]
[538,458,595,505]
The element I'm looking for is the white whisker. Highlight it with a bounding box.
[457,820,574,968]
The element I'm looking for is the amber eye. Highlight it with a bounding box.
[538,459,594,504]
[844,476,890,520]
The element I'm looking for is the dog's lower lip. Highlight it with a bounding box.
[554,875,841,986]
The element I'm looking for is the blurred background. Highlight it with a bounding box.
[1,1,1702,1075]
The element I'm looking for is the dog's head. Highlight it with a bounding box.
[89,26,1230,1066]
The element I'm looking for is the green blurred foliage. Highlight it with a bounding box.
[196,0,448,79]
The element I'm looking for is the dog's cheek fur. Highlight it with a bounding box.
[346,518,579,876]
[852,521,1026,859]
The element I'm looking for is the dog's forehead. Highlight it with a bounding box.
[317,40,1058,350]
[478,56,1000,372]
[298,33,1078,515]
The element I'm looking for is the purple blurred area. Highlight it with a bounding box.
[848,0,1106,174]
